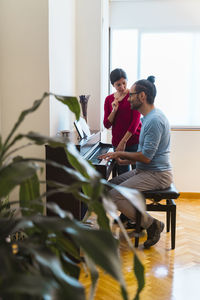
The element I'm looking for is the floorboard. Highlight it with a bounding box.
[79,198,200,300]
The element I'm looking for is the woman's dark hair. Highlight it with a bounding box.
[134,75,157,104]
[110,68,127,85]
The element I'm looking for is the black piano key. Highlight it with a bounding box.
[89,146,113,164]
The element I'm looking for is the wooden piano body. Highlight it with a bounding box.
[45,132,115,220]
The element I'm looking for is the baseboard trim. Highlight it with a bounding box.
[179,192,200,199]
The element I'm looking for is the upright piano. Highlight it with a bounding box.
[45,131,115,220]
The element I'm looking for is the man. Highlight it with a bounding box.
[99,76,173,248]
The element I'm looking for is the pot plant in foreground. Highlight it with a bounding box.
[0,92,146,300]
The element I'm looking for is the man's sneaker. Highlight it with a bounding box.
[143,219,164,248]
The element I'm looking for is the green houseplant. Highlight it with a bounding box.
[0,93,145,300]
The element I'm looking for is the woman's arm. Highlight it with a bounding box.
[116,109,141,151]
[103,95,115,129]
[107,100,119,123]
[115,130,132,151]
[128,110,141,134]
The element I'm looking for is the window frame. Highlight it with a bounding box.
[109,27,200,129]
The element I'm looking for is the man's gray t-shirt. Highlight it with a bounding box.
[136,108,172,171]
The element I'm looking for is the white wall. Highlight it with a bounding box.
[100,0,109,130]
[110,0,200,29]
[49,0,109,134]
[76,0,101,130]
[171,131,200,193]
[49,0,76,135]
[0,0,49,152]
[0,0,49,200]
[0,0,77,141]
[76,0,109,131]
[110,0,200,192]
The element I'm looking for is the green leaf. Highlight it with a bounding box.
[102,179,146,215]
[66,143,100,179]
[91,200,110,231]
[51,235,81,262]
[0,217,18,241]
[54,95,80,121]
[65,221,125,286]
[30,249,85,300]
[0,196,11,217]
[16,132,102,184]
[1,134,25,162]
[61,253,81,279]
[82,183,94,197]
[84,254,99,300]
[1,93,49,159]
[18,210,125,290]
[120,285,129,300]
[24,131,66,146]
[0,89,145,300]
[0,161,40,198]
[133,253,145,300]
[0,93,79,161]
[19,155,90,184]
[0,135,2,152]
[1,274,57,297]
[101,194,119,221]
[19,173,43,216]
[82,178,103,201]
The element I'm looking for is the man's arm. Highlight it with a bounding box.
[99,151,151,164]
[116,151,151,164]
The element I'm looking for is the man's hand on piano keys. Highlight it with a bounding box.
[98,151,136,166]
[98,151,119,162]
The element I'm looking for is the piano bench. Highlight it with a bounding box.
[134,183,180,249]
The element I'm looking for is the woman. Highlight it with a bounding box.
[103,68,141,175]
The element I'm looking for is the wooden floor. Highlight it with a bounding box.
[80,198,200,300]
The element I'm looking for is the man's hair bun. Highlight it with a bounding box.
[147,76,155,84]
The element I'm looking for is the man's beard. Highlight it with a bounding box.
[130,96,142,110]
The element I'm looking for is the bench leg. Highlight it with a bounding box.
[166,199,171,232]
[135,210,141,248]
[171,203,176,249]
[112,162,117,178]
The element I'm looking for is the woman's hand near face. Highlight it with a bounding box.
[111,99,119,112]
[108,100,118,123]
[114,92,126,103]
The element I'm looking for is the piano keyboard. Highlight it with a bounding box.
[89,147,113,164]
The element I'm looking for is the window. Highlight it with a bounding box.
[110,29,138,93]
[110,30,200,127]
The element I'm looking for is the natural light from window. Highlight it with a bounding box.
[111,30,200,127]
[111,29,138,93]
